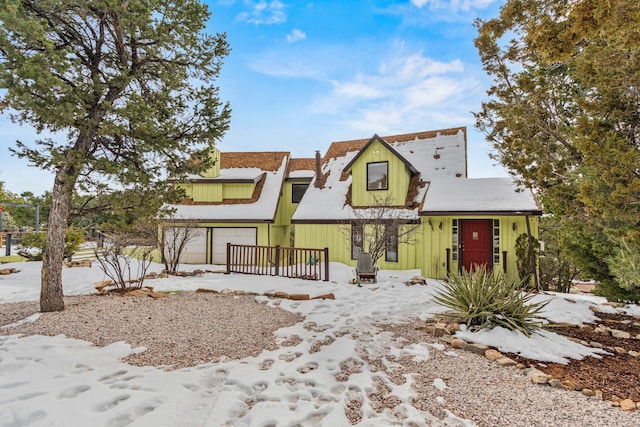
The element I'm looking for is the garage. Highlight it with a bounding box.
[211,227,257,264]
[169,227,208,264]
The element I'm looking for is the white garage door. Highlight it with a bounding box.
[211,228,257,265]
[170,227,207,264]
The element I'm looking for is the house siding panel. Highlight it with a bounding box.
[350,140,411,207]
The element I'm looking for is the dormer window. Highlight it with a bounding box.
[367,161,388,191]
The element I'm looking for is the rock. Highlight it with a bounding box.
[613,347,627,355]
[451,338,466,349]
[445,323,460,333]
[581,388,595,397]
[148,292,168,299]
[312,293,335,300]
[462,343,489,356]
[195,288,219,293]
[432,323,450,337]
[496,357,517,367]
[439,335,453,345]
[611,329,631,339]
[123,289,148,297]
[595,390,604,400]
[526,368,549,384]
[404,275,427,286]
[65,259,92,268]
[289,293,310,300]
[589,341,604,349]
[549,379,563,389]
[219,288,233,295]
[94,280,115,290]
[561,380,578,391]
[485,349,503,361]
[620,399,637,411]
[628,350,640,359]
[273,291,289,299]
[515,363,526,370]
[0,268,19,275]
[233,290,247,296]
[610,395,622,404]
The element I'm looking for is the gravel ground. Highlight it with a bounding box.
[1,293,638,426]
[0,293,303,369]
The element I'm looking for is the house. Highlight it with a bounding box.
[166,127,541,279]
[164,148,314,264]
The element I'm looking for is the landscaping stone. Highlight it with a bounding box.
[620,399,637,411]
[219,288,233,295]
[496,357,517,367]
[561,380,578,390]
[549,379,563,389]
[273,291,289,299]
[462,343,489,356]
[611,329,631,339]
[311,293,335,300]
[613,346,627,355]
[484,349,503,361]
[526,368,549,384]
[233,290,247,296]
[0,268,19,275]
[581,388,595,397]
[195,288,219,293]
[432,323,450,337]
[595,390,604,400]
[289,293,310,300]
[451,338,466,349]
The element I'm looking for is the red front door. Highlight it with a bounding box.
[460,219,492,272]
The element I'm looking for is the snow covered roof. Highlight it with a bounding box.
[421,177,541,215]
[167,153,289,222]
[292,127,469,221]
[286,158,315,180]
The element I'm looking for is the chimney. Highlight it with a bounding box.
[314,150,324,189]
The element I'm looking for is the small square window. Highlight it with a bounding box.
[367,162,388,191]
[291,183,308,203]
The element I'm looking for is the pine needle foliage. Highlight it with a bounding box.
[434,269,548,337]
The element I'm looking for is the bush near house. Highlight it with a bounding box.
[434,269,548,337]
[16,227,84,261]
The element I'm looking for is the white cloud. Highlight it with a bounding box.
[236,0,286,25]
[410,0,497,12]
[311,51,480,134]
[285,28,306,43]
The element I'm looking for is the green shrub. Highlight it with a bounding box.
[16,227,84,261]
[434,269,548,337]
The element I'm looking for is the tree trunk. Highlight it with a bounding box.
[40,169,74,312]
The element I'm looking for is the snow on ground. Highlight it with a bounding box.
[0,260,634,426]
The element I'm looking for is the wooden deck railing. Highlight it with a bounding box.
[226,243,329,281]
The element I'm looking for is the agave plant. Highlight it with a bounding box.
[434,268,548,337]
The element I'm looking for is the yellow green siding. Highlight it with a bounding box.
[294,215,539,279]
[420,215,540,280]
[222,183,254,199]
[348,139,411,207]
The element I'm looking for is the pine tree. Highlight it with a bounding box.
[0,0,231,311]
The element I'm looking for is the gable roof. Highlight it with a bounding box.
[167,152,289,222]
[292,127,469,222]
[341,134,419,175]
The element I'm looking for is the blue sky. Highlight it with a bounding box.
[0,0,507,196]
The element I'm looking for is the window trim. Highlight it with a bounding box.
[367,161,389,191]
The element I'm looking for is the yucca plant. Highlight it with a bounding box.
[434,268,548,337]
